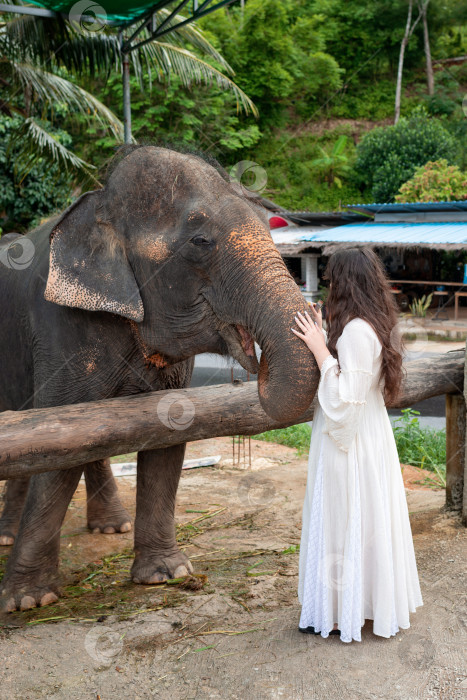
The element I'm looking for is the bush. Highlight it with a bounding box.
[396,159,467,202]
[354,109,456,202]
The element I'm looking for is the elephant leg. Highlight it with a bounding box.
[131,445,193,584]
[0,478,30,546]
[84,459,131,535]
[0,466,83,612]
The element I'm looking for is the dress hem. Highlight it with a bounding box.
[304,612,423,643]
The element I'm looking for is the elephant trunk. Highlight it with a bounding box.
[221,220,320,423]
[253,267,319,422]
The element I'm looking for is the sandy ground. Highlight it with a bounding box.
[0,436,465,700]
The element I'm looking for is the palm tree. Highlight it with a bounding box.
[0,3,257,185]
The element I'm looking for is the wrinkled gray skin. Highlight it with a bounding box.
[0,146,317,611]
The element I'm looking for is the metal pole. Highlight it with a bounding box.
[122,51,132,143]
[119,31,132,144]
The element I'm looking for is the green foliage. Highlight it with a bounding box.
[409,293,433,317]
[430,0,467,59]
[396,159,467,203]
[331,80,398,121]
[308,0,421,74]
[72,72,261,171]
[392,409,446,486]
[251,126,368,211]
[200,0,343,128]
[252,424,312,456]
[354,110,457,202]
[0,115,73,232]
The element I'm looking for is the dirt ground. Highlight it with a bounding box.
[0,436,465,700]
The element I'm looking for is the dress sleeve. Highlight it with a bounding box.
[317,320,378,453]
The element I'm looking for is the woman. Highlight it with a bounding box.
[291,247,423,643]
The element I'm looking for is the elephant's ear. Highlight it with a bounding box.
[44,191,144,322]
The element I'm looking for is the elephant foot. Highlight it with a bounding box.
[87,495,132,535]
[131,548,194,584]
[1,575,59,612]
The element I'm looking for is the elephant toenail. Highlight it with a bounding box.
[0,536,14,546]
[173,565,189,578]
[92,527,101,534]
[119,522,132,533]
[40,592,58,607]
[147,572,168,584]
[4,598,17,613]
[20,596,36,611]
[103,526,116,534]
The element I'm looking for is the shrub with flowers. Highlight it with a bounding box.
[396,160,467,203]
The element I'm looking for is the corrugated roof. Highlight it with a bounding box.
[273,211,369,226]
[347,201,467,214]
[296,222,467,248]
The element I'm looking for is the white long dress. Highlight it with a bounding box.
[298,317,423,643]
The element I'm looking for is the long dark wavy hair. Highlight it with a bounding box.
[323,246,405,405]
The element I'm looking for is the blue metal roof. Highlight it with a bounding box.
[296,222,467,246]
[347,201,467,214]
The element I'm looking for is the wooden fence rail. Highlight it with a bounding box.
[0,349,465,523]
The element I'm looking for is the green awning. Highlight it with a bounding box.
[28,0,162,24]
[2,0,236,30]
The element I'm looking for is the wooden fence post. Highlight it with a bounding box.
[445,393,465,513]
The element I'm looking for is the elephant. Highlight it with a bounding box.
[0,145,318,612]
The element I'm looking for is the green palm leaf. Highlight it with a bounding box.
[10,62,125,138]
[9,117,100,186]
[3,15,120,76]
[149,8,233,74]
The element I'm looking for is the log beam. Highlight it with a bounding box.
[0,350,464,481]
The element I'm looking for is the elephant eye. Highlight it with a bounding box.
[191,235,212,247]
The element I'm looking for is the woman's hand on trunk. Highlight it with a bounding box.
[291,311,331,370]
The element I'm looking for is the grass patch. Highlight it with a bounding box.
[392,409,446,487]
[252,424,311,456]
